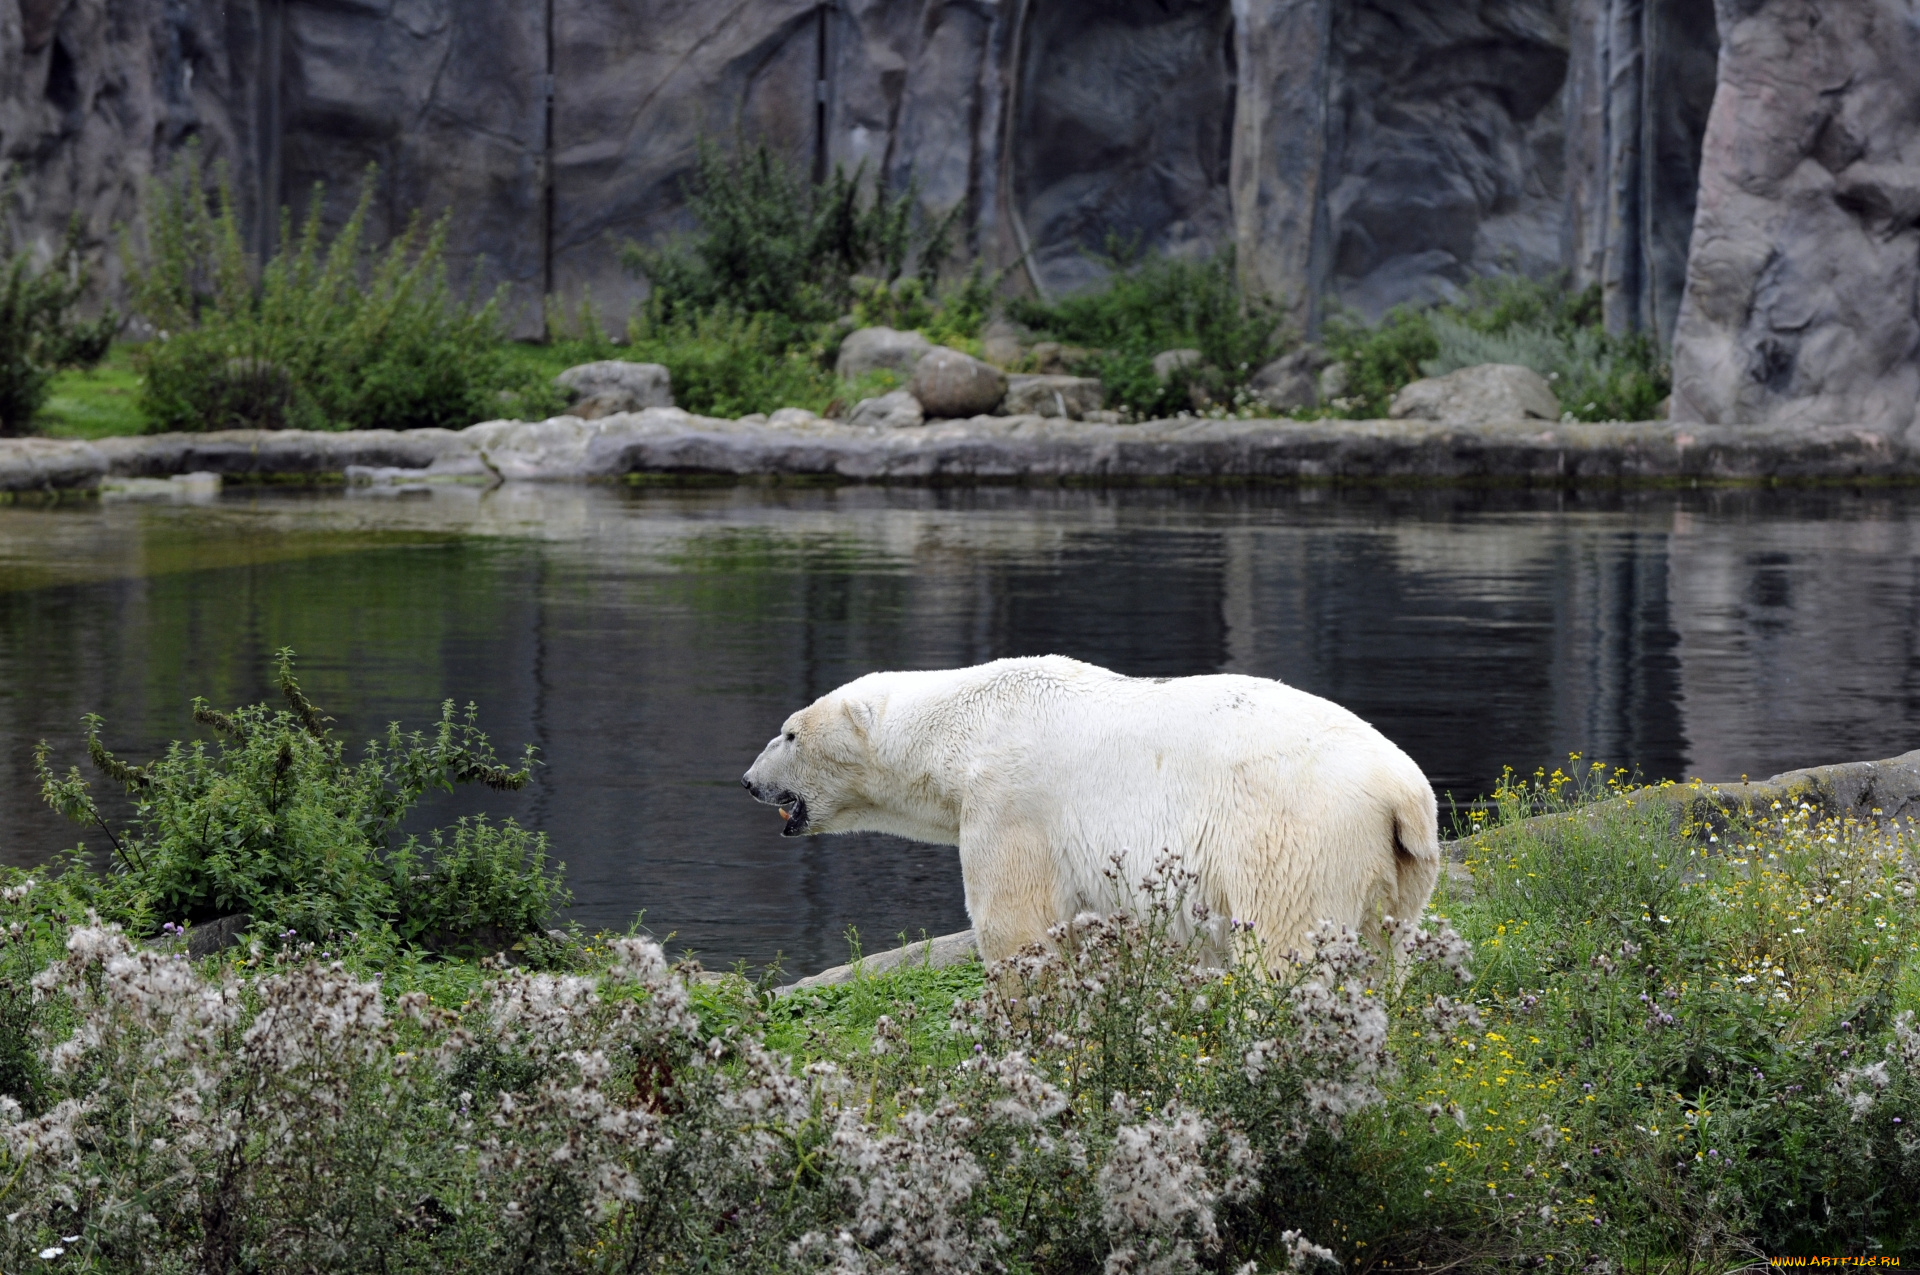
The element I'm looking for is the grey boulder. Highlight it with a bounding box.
[1318,362,1352,403]
[1027,343,1098,375]
[1002,375,1105,419]
[1152,348,1203,381]
[836,328,934,381]
[555,361,673,419]
[1389,364,1560,425]
[908,348,1007,419]
[847,391,925,431]
[1250,346,1331,412]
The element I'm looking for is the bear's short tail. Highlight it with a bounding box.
[1389,782,1442,927]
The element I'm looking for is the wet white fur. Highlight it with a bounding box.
[743,655,1440,965]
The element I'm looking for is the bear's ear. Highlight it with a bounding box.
[841,697,878,741]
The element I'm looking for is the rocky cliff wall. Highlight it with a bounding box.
[1670,0,1920,434]
[4,0,1721,341]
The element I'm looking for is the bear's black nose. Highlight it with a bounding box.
[741,775,754,791]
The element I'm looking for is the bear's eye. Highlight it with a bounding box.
[784,730,796,742]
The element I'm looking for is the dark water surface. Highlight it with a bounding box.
[3,484,1917,971]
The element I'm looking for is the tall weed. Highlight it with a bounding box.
[125,148,524,432]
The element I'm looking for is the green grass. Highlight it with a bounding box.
[36,339,580,441]
[37,344,146,438]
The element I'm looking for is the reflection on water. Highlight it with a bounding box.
[2,484,1917,970]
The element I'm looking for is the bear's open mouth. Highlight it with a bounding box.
[779,797,809,837]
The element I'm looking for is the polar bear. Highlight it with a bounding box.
[741,655,1439,965]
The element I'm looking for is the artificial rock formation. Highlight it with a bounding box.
[1669,0,1920,434]
[5,0,1715,342]
[10,0,1908,431]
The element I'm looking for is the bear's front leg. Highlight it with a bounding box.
[957,819,1060,965]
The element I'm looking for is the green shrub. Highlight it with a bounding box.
[125,148,528,432]
[624,307,841,418]
[1320,274,1671,422]
[1007,244,1286,419]
[33,649,565,945]
[0,184,116,435]
[1319,305,1441,418]
[624,141,961,331]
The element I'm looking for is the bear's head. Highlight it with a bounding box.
[741,688,881,838]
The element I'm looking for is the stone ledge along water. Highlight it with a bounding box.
[8,414,1920,494]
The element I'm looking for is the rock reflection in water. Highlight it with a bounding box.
[1,484,1916,971]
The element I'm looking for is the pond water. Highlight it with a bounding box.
[3,483,1918,972]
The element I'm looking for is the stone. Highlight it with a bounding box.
[1318,362,1351,403]
[847,390,924,431]
[186,913,252,959]
[1669,0,1920,432]
[835,327,933,381]
[908,348,1006,418]
[1026,343,1098,376]
[1389,364,1561,425]
[101,472,222,501]
[766,407,823,429]
[1001,375,1104,419]
[777,929,978,995]
[18,414,1920,493]
[554,361,673,418]
[0,438,107,492]
[1152,348,1203,381]
[980,318,1025,368]
[982,335,1023,367]
[92,430,460,479]
[1250,345,1331,412]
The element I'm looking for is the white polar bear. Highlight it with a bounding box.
[741,655,1440,965]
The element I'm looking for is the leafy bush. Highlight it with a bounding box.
[624,307,839,418]
[1320,274,1671,422]
[125,148,534,433]
[624,141,960,332]
[0,188,117,435]
[1007,244,1286,420]
[615,142,991,418]
[1319,306,1441,418]
[33,649,565,945]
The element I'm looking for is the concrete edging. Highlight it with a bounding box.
[8,414,1920,493]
